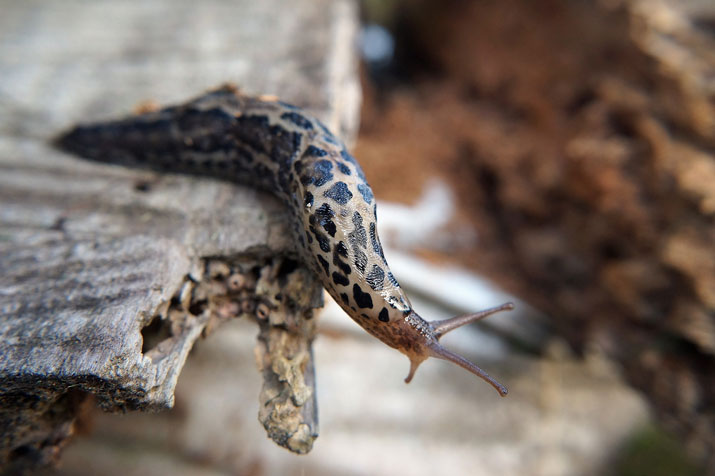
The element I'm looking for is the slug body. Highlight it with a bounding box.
[56,85,512,396]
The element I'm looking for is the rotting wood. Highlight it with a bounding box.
[0,0,360,469]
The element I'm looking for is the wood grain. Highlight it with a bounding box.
[0,0,359,468]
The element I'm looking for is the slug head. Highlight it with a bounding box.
[403,302,514,397]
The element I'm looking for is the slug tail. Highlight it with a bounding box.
[428,343,508,397]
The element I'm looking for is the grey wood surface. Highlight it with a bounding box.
[0,0,359,467]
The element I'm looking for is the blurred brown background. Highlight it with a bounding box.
[356,0,713,473]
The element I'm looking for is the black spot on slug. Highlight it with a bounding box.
[317,236,330,253]
[317,255,330,276]
[309,225,331,253]
[337,162,351,175]
[340,147,356,164]
[353,284,373,309]
[332,245,351,276]
[366,265,385,291]
[312,159,333,187]
[354,249,367,273]
[336,241,348,258]
[324,181,352,205]
[305,145,328,157]
[357,183,373,204]
[315,202,337,237]
[369,222,380,255]
[315,202,333,217]
[304,191,314,208]
[280,111,314,130]
[378,307,389,322]
[323,220,336,237]
[232,114,301,172]
[340,293,349,306]
[370,209,387,262]
[332,272,350,287]
[340,148,367,180]
[387,272,400,288]
[348,211,367,249]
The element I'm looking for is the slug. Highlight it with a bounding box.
[55,85,513,396]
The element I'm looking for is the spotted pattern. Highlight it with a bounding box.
[357,183,373,204]
[337,162,351,175]
[55,86,509,394]
[304,191,314,208]
[348,211,367,249]
[332,272,350,286]
[317,255,330,275]
[305,145,327,157]
[323,181,352,205]
[354,249,367,273]
[301,159,332,186]
[332,245,351,276]
[369,223,381,256]
[314,203,336,237]
[280,111,313,130]
[366,265,385,291]
[353,283,373,309]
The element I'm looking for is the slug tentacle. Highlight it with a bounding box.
[54,85,514,396]
[405,359,422,384]
[427,341,509,397]
[432,302,515,338]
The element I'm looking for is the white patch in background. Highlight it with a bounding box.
[376,179,477,252]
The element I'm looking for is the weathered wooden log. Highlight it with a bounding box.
[0,0,360,469]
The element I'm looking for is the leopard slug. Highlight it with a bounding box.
[55,85,513,396]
